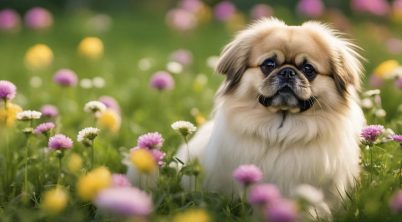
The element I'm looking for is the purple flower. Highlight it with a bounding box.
[386,38,402,55]
[0,9,20,31]
[48,134,73,150]
[99,96,121,114]
[180,0,203,13]
[351,0,390,16]
[166,8,197,31]
[40,104,59,118]
[112,174,131,187]
[34,122,55,134]
[0,80,16,100]
[170,49,193,66]
[390,190,402,213]
[297,0,324,18]
[249,184,281,205]
[95,187,153,217]
[24,7,53,30]
[266,198,298,222]
[369,75,384,87]
[361,125,384,143]
[395,77,402,89]
[233,164,263,185]
[214,1,236,22]
[137,132,164,149]
[250,4,273,20]
[149,71,175,91]
[53,69,78,87]
[151,149,166,166]
[390,134,402,143]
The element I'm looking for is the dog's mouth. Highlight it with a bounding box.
[258,86,315,112]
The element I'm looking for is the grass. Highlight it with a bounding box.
[0,8,402,222]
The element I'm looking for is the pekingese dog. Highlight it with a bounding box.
[175,17,365,217]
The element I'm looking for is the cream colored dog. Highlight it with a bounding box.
[175,18,365,217]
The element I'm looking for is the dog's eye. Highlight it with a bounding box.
[301,63,316,80]
[260,58,277,75]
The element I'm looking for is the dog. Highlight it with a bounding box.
[175,17,365,217]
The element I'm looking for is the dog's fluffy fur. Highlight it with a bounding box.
[127,18,365,217]
[176,18,365,216]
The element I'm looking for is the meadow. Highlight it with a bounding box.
[0,1,402,221]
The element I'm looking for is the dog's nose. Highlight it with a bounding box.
[278,67,296,80]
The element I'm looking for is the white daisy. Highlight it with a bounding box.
[77,127,100,146]
[171,121,197,137]
[363,89,381,97]
[16,110,42,121]
[84,101,106,114]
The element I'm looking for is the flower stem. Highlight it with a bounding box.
[90,142,95,169]
[23,135,31,203]
[56,151,64,185]
[370,145,373,182]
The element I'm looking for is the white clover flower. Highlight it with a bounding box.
[360,98,373,109]
[80,78,93,89]
[171,121,197,137]
[77,127,100,146]
[92,77,105,88]
[84,101,106,114]
[374,108,386,118]
[16,110,42,121]
[295,184,324,206]
[363,89,381,97]
[166,61,183,74]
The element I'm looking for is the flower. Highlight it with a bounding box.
[171,121,197,137]
[373,60,399,79]
[40,104,58,118]
[77,127,100,146]
[53,69,78,87]
[24,7,53,30]
[266,198,298,222]
[84,101,107,115]
[48,134,73,150]
[149,71,175,91]
[41,187,68,214]
[249,184,281,205]
[151,149,166,166]
[24,43,53,70]
[390,190,402,213]
[214,1,236,22]
[166,8,197,31]
[396,77,402,89]
[34,122,55,135]
[16,110,42,121]
[172,209,210,222]
[351,0,390,16]
[77,166,112,201]
[233,164,263,185]
[111,174,131,187]
[0,102,22,127]
[374,109,386,118]
[369,75,384,87]
[386,38,402,55]
[67,153,83,174]
[97,109,121,133]
[361,125,384,143]
[99,96,121,114]
[78,37,104,59]
[297,0,324,18]
[137,132,164,149]
[95,187,153,217]
[295,184,324,205]
[0,80,16,100]
[390,134,402,143]
[363,89,381,97]
[250,4,273,20]
[170,49,193,66]
[166,61,183,74]
[130,149,157,174]
[0,9,20,32]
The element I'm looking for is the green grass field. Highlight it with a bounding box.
[0,5,402,222]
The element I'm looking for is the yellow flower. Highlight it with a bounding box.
[0,102,22,127]
[195,114,206,126]
[41,187,69,214]
[67,153,83,174]
[77,166,111,201]
[130,149,156,174]
[24,44,53,70]
[373,60,399,78]
[97,109,121,133]
[172,209,210,222]
[78,37,104,60]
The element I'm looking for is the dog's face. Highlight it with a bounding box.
[216,18,363,115]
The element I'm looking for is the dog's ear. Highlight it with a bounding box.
[302,21,364,96]
[216,33,253,94]
[216,17,287,94]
